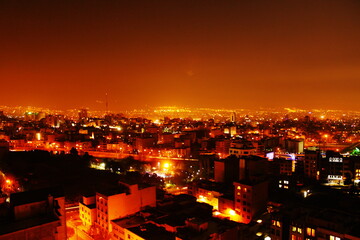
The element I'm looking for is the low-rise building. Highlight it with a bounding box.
[79,182,156,234]
[0,187,67,240]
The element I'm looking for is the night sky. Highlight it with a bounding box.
[1,0,360,111]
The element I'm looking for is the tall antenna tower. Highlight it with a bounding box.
[105,93,109,114]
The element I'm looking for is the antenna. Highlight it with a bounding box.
[105,93,109,114]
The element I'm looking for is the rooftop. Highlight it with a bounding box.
[10,186,64,206]
[112,215,145,229]
[0,214,60,235]
[127,223,175,240]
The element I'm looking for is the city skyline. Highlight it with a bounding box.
[1,0,360,111]
[2,1,360,239]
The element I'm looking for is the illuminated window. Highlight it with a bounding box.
[297,228,302,234]
[292,226,297,232]
[306,228,315,237]
[330,236,341,240]
[237,186,241,190]
[276,221,281,227]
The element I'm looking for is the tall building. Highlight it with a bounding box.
[304,150,321,180]
[231,112,236,123]
[79,194,97,229]
[325,151,347,184]
[286,139,304,154]
[214,155,268,183]
[215,138,231,158]
[233,180,268,224]
[214,155,240,183]
[78,109,88,122]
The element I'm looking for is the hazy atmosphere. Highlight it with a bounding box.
[1,0,360,110]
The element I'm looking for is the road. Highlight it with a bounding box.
[10,147,198,162]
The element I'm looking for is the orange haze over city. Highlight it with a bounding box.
[1,0,360,111]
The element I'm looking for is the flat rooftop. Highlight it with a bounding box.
[10,186,64,206]
[127,223,175,240]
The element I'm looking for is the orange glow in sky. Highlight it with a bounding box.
[1,0,360,111]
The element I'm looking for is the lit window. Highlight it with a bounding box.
[237,186,241,190]
[306,228,315,237]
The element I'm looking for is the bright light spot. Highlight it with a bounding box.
[264,236,271,240]
[303,190,308,198]
[229,209,236,216]
[257,219,263,223]
[256,232,262,236]
[96,163,105,170]
[214,211,221,216]
[36,133,41,141]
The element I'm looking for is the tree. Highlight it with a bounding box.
[70,147,78,156]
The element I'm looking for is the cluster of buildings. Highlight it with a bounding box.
[0,109,359,159]
[78,181,242,240]
[1,108,360,239]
